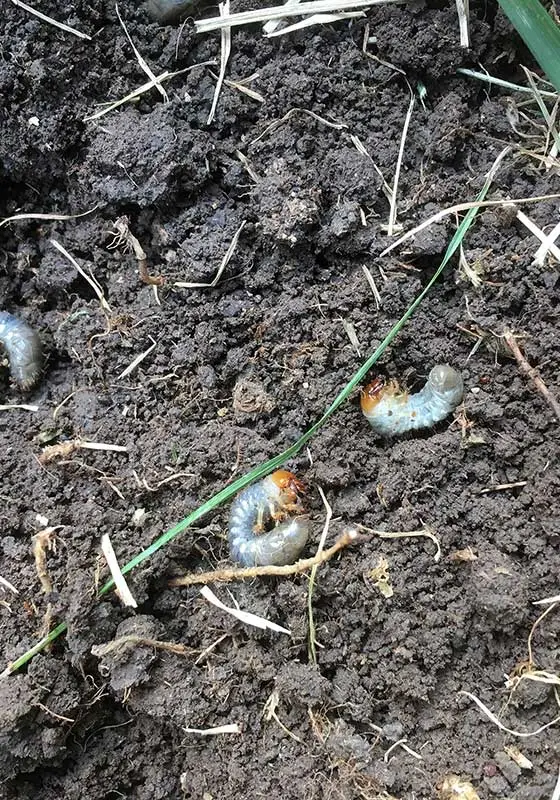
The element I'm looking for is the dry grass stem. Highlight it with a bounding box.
[266,11,365,37]
[455,0,469,47]
[503,745,533,770]
[263,0,301,32]
[457,68,558,99]
[534,594,560,606]
[479,480,528,494]
[80,441,128,453]
[39,439,128,464]
[551,767,560,800]
[170,528,360,586]
[10,0,91,38]
[382,144,510,254]
[522,67,560,155]
[220,74,264,103]
[534,219,560,265]
[134,470,196,491]
[527,603,560,672]
[459,690,560,737]
[503,329,560,424]
[183,723,241,735]
[92,635,194,658]
[380,191,560,259]
[349,135,392,201]
[361,264,382,308]
[200,585,290,633]
[0,575,19,594]
[33,528,61,595]
[0,207,98,229]
[194,633,229,664]
[251,107,347,145]
[356,524,441,562]
[207,0,231,125]
[195,0,400,33]
[101,534,138,608]
[50,238,111,314]
[387,92,414,236]
[236,150,260,181]
[341,320,361,355]
[175,220,246,288]
[0,404,39,412]
[115,2,167,101]
[117,337,157,379]
[383,738,422,761]
[35,702,75,724]
[83,62,215,121]
[516,211,560,262]
[263,690,304,742]
[308,487,333,662]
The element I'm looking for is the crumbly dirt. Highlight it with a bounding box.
[1,1,559,798]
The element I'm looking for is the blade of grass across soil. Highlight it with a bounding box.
[497,0,560,94]
[2,170,497,678]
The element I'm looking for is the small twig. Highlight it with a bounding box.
[503,329,560,424]
[169,529,360,586]
[92,635,194,658]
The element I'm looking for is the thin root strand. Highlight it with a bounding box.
[169,529,360,586]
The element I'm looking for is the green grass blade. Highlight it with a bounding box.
[2,162,499,676]
[497,0,560,94]
[457,67,558,98]
[1,622,68,678]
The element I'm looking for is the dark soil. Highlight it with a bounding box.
[1,1,559,798]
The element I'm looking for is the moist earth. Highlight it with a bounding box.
[0,1,559,798]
